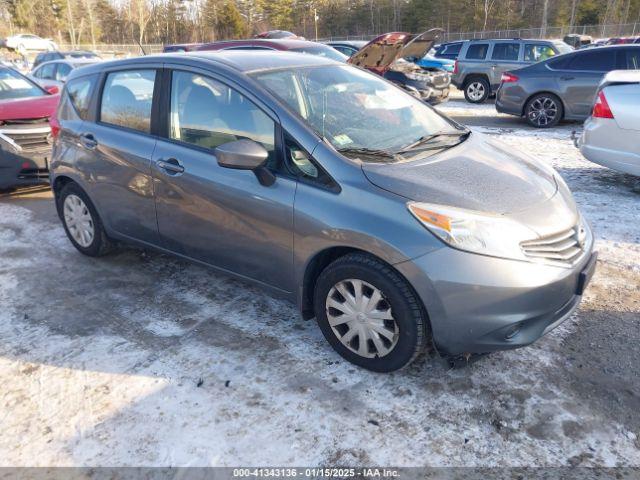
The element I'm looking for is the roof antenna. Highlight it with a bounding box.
[136,39,148,56]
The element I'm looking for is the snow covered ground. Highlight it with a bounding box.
[0,92,639,467]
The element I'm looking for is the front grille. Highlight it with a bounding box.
[0,123,51,154]
[521,226,586,266]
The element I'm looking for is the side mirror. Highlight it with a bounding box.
[215,139,275,186]
[45,85,59,95]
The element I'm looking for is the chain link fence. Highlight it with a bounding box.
[318,23,640,43]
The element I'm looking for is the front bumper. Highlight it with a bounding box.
[395,239,596,357]
[0,125,51,190]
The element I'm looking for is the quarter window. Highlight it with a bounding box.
[524,44,557,62]
[169,71,275,158]
[100,69,156,133]
[492,43,520,61]
[66,76,96,120]
[466,43,489,60]
[566,51,615,71]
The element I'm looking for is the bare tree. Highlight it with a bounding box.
[540,0,549,37]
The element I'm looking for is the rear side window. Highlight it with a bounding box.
[100,69,156,133]
[441,43,462,55]
[56,63,72,81]
[566,51,615,71]
[466,43,489,60]
[38,63,56,79]
[524,44,556,62]
[624,49,640,69]
[492,43,520,61]
[65,76,97,120]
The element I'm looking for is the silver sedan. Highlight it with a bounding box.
[579,70,640,176]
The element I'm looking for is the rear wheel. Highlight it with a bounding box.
[58,182,113,256]
[464,77,490,103]
[314,253,428,372]
[525,93,563,128]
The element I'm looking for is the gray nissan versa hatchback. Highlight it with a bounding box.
[50,52,596,372]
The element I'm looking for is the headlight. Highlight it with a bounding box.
[407,202,537,261]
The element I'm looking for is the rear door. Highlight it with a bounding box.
[488,42,522,86]
[79,66,160,244]
[558,49,616,117]
[150,67,297,292]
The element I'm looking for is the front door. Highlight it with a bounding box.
[151,69,296,292]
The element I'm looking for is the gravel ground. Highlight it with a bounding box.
[0,91,639,467]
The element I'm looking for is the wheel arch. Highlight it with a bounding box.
[463,73,490,88]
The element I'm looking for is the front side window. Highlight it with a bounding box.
[0,68,45,99]
[566,51,615,71]
[524,44,557,62]
[66,76,96,119]
[466,43,489,60]
[492,43,520,61]
[100,69,156,133]
[252,65,458,159]
[169,71,275,158]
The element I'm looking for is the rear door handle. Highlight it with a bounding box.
[560,75,575,81]
[156,158,184,175]
[79,133,97,149]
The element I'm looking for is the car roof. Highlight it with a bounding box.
[603,69,640,84]
[36,58,99,68]
[198,38,330,51]
[326,40,368,47]
[69,51,341,78]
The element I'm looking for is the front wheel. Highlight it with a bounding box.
[314,253,428,372]
[58,182,114,256]
[525,93,563,128]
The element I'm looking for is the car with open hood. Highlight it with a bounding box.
[348,29,451,104]
[0,65,59,190]
[49,51,595,372]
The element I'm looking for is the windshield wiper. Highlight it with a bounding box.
[396,130,470,153]
[337,147,399,161]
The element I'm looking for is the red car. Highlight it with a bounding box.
[195,38,347,62]
[0,66,59,190]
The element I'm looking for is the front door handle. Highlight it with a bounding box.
[560,75,575,81]
[79,133,97,149]
[156,158,184,175]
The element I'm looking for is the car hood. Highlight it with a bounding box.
[0,94,58,121]
[361,132,567,229]
[349,29,443,74]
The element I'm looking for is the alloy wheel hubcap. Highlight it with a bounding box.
[528,97,558,126]
[63,194,94,248]
[326,279,399,359]
[467,82,485,101]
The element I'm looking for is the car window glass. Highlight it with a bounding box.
[66,76,96,119]
[39,63,56,79]
[56,63,72,81]
[566,51,615,71]
[100,69,155,133]
[443,43,462,55]
[492,43,520,61]
[524,44,556,62]
[625,49,640,69]
[169,71,276,162]
[466,43,489,60]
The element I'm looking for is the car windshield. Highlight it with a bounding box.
[0,68,45,100]
[289,46,348,62]
[554,42,574,54]
[251,64,460,159]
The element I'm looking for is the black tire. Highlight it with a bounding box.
[524,93,563,128]
[463,76,490,103]
[57,182,114,257]
[313,253,428,372]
